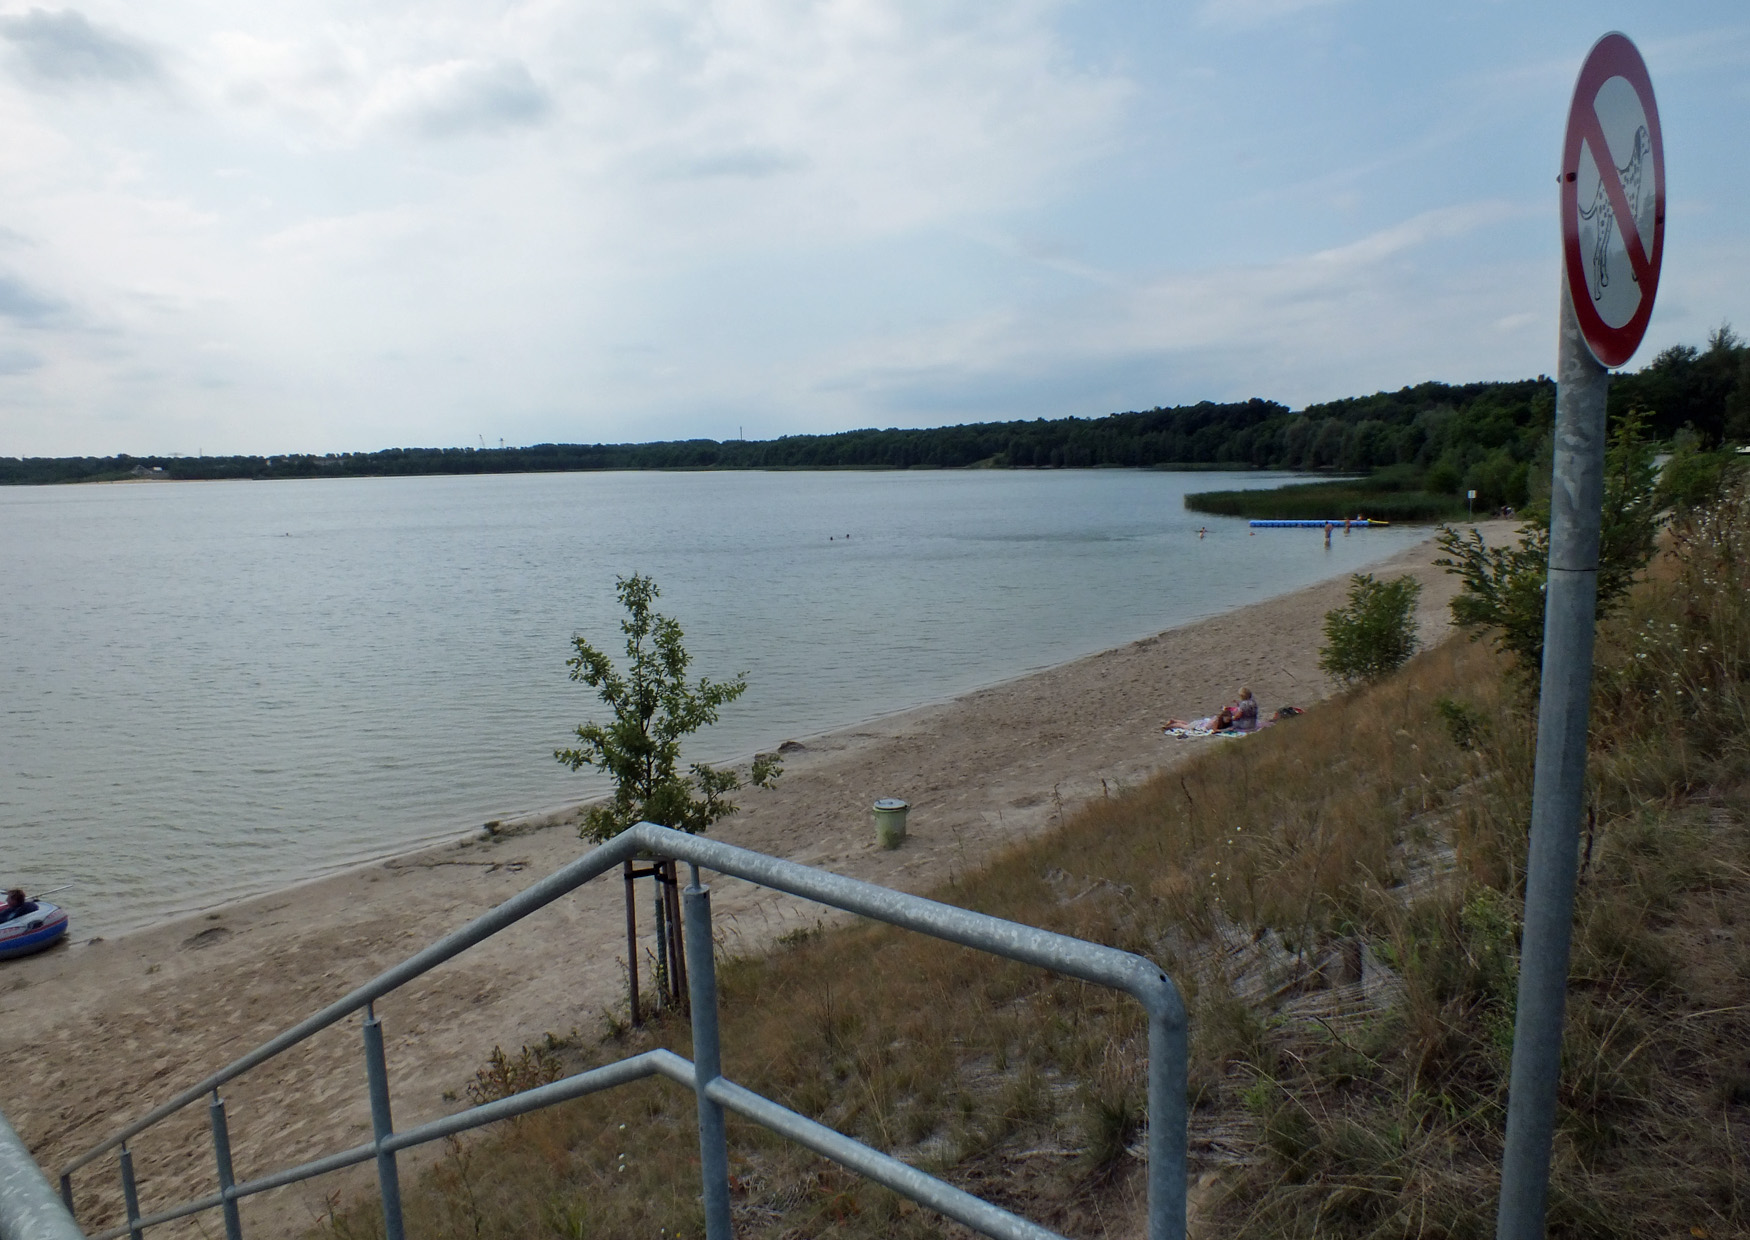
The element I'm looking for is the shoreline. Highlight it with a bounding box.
[74,522,1442,946]
[0,526,1505,1236]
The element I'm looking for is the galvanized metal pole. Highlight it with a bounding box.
[1496,281,1610,1240]
[362,1005,408,1240]
[119,1144,145,1240]
[1146,1005,1189,1240]
[0,1107,85,1240]
[682,864,735,1240]
[208,1092,245,1240]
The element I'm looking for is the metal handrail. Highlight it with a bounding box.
[0,1110,83,1240]
[49,823,1187,1240]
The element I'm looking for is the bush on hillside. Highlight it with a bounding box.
[1318,573,1422,687]
[1436,416,1661,686]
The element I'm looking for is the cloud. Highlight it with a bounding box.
[789,199,1539,424]
[673,146,811,180]
[1195,0,1351,31]
[0,8,163,88]
[0,273,65,325]
[0,344,42,372]
[365,59,551,138]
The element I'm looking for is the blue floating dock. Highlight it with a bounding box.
[1247,519,1391,528]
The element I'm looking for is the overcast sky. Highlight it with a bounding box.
[0,1,1744,457]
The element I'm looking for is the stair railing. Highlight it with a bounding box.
[45,822,1187,1240]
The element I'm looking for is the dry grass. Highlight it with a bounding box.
[315,479,1750,1240]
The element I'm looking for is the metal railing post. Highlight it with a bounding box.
[207,1092,244,1240]
[362,1005,407,1240]
[682,863,734,1240]
[1146,1007,1188,1240]
[119,1145,144,1240]
[0,1106,85,1240]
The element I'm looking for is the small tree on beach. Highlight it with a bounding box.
[557,573,780,1020]
[556,573,780,843]
[1319,573,1423,688]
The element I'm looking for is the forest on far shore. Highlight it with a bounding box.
[6,326,1746,512]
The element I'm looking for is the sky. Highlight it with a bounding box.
[0,1,1745,458]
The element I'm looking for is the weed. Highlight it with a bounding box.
[466,1043,565,1108]
[1434,695,1489,749]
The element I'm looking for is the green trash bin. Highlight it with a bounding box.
[872,798,909,849]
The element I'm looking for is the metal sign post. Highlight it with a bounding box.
[1496,31,1663,1240]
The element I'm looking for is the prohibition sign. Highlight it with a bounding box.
[1561,32,1665,369]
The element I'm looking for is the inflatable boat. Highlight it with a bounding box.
[0,901,69,961]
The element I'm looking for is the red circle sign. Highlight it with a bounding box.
[1561,32,1665,369]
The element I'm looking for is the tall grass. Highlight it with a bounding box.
[315,479,1750,1240]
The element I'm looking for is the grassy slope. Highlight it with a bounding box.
[317,491,1750,1240]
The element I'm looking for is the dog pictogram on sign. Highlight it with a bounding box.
[1561,32,1665,369]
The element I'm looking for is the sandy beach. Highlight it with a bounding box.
[0,527,1502,1236]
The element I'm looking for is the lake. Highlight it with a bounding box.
[0,469,1429,936]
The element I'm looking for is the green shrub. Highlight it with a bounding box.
[1434,695,1490,749]
[1425,456,1462,496]
[1436,416,1661,688]
[555,573,780,842]
[1318,573,1422,687]
[1657,436,1739,512]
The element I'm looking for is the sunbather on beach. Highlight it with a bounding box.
[1162,688,1259,734]
[1162,706,1234,733]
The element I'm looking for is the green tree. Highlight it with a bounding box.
[1318,573,1423,688]
[1725,349,1750,442]
[556,574,780,843]
[1657,429,1738,513]
[1435,415,1660,685]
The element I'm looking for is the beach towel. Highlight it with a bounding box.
[1162,726,1248,739]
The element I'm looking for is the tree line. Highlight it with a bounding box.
[5,326,1744,498]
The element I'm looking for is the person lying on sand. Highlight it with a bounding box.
[1162,687,1259,735]
[1163,706,1235,733]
